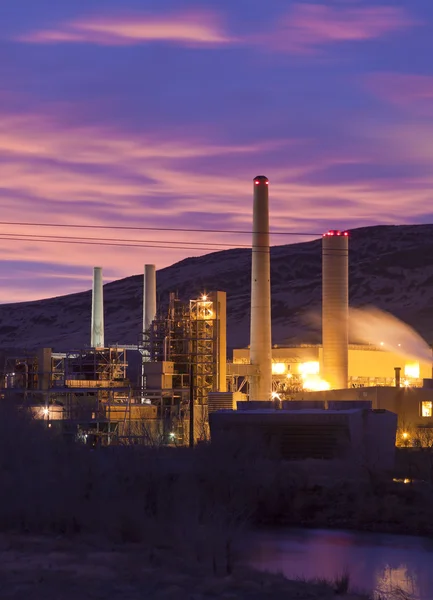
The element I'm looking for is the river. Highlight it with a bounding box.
[243,528,433,599]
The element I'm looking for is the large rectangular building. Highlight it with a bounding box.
[233,344,432,388]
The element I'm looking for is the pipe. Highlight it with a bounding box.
[143,264,157,333]
[395,367,401,388]
[322,230,349,389]
[91,266,104,348]
[249,175,272,400]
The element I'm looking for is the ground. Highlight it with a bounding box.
[0,534,369,600]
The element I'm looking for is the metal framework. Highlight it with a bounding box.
[190,297,217,405]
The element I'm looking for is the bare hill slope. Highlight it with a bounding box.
[0,224,432,351]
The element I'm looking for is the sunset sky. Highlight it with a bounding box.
[0,0,432,302]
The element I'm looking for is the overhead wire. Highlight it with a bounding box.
[0,234,280,253]
[0,231,260,249]
[0,226,322,253]
[0,220,322,237]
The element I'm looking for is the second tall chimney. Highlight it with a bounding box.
[250,175,272,400]
[322,230,349,389]
[91,266,104,348]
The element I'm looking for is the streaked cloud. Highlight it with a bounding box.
[14,3,412,54]
[17,10,233,47]
[0,104,432,304]
[262,4,412,54]
[365,73,433,115]
[0,0,431,304]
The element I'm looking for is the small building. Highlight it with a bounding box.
[209,407,397,470]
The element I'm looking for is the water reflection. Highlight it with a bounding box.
[375,565,418,599]
[243,529,433,599]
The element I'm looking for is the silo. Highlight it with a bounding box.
[91,266,104,348]
[250,176,272,400]
[143,264,156,332]
[322,230,349,389]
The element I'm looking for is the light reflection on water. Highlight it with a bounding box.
[243,529,433,599]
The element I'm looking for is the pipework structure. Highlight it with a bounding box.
[91,267,104,348]
[249,176,272,401]
[322,230,349,390]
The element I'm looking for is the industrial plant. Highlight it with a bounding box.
[1,174,432,459]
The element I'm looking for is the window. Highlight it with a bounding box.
[405,363,420,379]
[272,363,286,375]
[421,401,432,417]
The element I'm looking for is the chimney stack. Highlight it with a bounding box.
[91,266,104,348]
[143,264,156,333]
[322,231,349,389]
[395,367,401,388]
[249,176,272,400]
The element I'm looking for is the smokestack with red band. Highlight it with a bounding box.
[322,230,349,389]
[143,264,156,333]
[250,176,272,400]
[91,266,104,348]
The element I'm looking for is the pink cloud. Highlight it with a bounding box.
[365,73,433,115]
[263,4,412,54]
[17,10,233,47]
[0,105,433,302]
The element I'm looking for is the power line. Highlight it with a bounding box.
[0,232,255,249]
[0,235,274,253]
[0,220,322,237]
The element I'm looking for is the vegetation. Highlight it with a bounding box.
[0,403,430,598]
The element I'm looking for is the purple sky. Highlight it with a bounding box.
[0,0,432,302]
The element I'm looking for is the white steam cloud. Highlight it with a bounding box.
[349,307,432,363]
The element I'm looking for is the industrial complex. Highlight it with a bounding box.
[1,175,432,459]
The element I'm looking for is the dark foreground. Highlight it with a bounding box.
[0,534,370,600]
[0,405,431,599]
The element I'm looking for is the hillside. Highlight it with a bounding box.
[0,224,433,351]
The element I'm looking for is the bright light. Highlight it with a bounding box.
[271,391,281,401]
[405,363,420,379]
[402,432,409,439]
[201,295,207,301]
[302,374,330,392]
[42,407,49,416]
[380,342,384,346]
[169,432,176,439]
[286,373,293,379]
[272,362,286,375]
[422,401,432,417]
[403,379,410,387]
[298,362,320,376]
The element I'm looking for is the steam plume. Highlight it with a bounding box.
[349,307,432,363]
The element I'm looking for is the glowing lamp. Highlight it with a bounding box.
[272,362,287,375]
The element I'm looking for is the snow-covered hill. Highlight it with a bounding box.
[1,224,433,351]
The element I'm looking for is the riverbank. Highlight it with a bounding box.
[0,533,372,599]
[0,405,430,598]
[244,449,433,538]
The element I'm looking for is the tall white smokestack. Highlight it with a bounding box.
[91,266,104,348]
[322,230,349,389]
[143,264,156,333]
[250,175,272,400]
